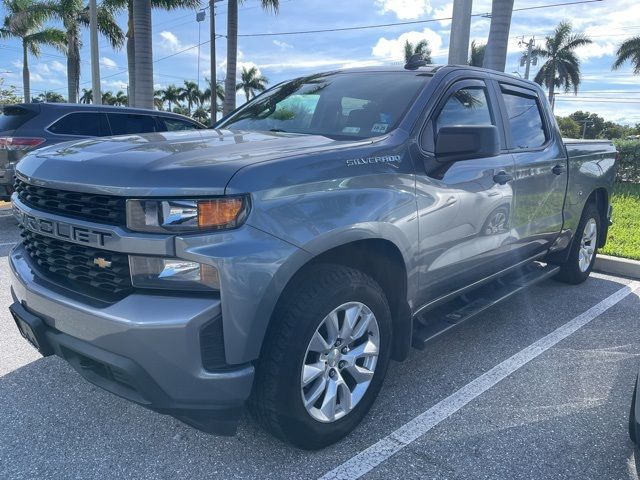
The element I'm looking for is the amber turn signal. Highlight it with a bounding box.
[197,198,245,228]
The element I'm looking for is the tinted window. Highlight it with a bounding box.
[218,72,430,139]
[0,105,37,132]
[436,87,493,130]
[107,113,157,135]
[501,90,546,149]
[161,117,200,131]
[48,112,107,136]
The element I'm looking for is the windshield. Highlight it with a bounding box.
[217,71,431,139]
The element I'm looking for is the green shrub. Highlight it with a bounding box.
[613,139,640,183]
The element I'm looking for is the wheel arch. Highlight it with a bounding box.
[585,187,610,248]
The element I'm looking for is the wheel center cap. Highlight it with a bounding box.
[327,348,340,367]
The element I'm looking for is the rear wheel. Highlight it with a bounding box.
[250,264,392,449]
[556,202,600,284]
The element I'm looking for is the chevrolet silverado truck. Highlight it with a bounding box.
[8,62,617,449]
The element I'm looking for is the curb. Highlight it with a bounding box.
[594,254,640,280]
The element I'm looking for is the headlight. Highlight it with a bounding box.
[130,256,220,291]
[126,196,250,233]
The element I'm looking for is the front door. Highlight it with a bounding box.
[414,78,516,304]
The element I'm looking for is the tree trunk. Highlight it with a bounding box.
[67,30,80,103]
[223,0,238,116]
[22,42,30,103]
[127,1,135,107]
[548,82,555,111]
[482,0,514,72]
[133,0,153,109]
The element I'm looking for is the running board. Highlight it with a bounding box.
[412,262,560,349]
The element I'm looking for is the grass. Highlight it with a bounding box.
[601,183,640,261]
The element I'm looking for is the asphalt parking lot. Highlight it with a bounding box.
[1,204,640,480]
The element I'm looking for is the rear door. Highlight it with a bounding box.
[495,82,567,261]
[415,78,516,303]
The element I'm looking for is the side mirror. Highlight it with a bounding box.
[435,125,500,162]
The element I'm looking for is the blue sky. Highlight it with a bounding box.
[1,0,639,124]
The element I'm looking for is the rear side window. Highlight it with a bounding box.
[436,87,493,131]
[107,113,157,135]
[500,90,547,149]
[160,117,200,131]
[0,106,38,132]
[48,112,108,136]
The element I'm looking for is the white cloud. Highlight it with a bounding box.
[102,79,128,90]
[50,60,66,73]
[158,30,200,58]
[374,0,432,20]
[372,28,444,62]
[433,2,453,27]
[273,40,292,49]
[100,56,118,69]
[159,31,180,50]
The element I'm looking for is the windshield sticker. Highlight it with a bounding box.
[342,126,361,134]
[371,123,389,134]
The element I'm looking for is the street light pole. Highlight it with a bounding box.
[209,0,222,126]
[519,37,536,80]
[89,0,101,104]
[196,9,206,91]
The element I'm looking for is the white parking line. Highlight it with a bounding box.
[319,280,640,480]
[0,242,16,247]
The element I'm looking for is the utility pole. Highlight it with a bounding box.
[448,0,472,65]
[89,0,101,104]
[579,119,593,139]
[518,37,536,80]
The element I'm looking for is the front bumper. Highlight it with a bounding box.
[9,245,254,435]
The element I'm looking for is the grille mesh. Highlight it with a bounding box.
[21,228,133,298]
[15,178,126,225]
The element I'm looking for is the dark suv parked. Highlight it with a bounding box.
[0,103,205,200]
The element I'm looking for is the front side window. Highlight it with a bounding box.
[436,87,493,131]
[48,112,106,136]
[217,72,431,139]
[501,89,547,149]
[107,113,157,135]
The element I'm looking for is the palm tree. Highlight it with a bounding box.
[612,36,640,74]
[236,66,268,102]
[131,0,153,108]
[469,40,486,67]
[0,0,66,103]
[49,0,124,103]
[105,0,200,107]
[114,90,128,106]
[101,90,115,104]
[403,39,431,63]
[483,0,514,71]
[223,0,279,115]
[154,88,164,109]
[531,21,592,109]
[192,105,209,125]
[80,87,93,103]
[161,84,181,111]
[33,90,66,102]
[178,80,201,115]
[204,76,224,112]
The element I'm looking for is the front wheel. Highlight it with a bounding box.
[556,202,601,284]
[250,264,392,449]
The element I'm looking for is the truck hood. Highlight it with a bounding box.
[16,129,368,196]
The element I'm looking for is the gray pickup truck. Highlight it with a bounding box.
[8,63,617,449]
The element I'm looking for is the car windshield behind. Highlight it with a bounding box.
[217,71,431,139]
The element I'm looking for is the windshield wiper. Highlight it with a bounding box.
[269,128,288,133]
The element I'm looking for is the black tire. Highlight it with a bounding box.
[249,264,392,449]
[555,202,601,285]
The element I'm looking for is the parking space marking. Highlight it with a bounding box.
[319,281,640,480]
[0,242,16,247]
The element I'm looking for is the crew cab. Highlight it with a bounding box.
[7,64,617,449]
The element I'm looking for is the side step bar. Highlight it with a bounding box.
[412,262,560,349]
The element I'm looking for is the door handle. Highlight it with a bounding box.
[493,171,513,185]
[552,164,567,175]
